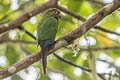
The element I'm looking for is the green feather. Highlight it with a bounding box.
[37,8,60,75]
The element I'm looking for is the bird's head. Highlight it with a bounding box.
[44,8,61,20]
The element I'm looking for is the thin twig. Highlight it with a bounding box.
[102,73,120,78]
[53,53,105,80]
[85,35,97,80]
[18,25,36,40]
[87,0,106,6]
[79,46,120,51]
[94,27,120,36]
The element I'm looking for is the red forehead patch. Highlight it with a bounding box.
[54,10,60,15]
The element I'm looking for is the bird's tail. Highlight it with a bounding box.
[41,40,51,75]
[41,47,48,75]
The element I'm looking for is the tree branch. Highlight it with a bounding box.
[57,5,120,36]
[18,25,120,52]
[0,0,58,34]
[57,6,86,22]
[0,0,120,79]
[0,0,35,22]
[0,39,36,44]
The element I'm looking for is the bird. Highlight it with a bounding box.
[36,8,61,75]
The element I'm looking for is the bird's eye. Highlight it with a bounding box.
[54,10,60,15]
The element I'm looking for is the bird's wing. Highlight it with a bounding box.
[37,17,58,45]
[37,18,43,45]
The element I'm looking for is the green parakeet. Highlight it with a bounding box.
[37,8,61,75]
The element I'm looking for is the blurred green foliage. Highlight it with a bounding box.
[0,0,120,80]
